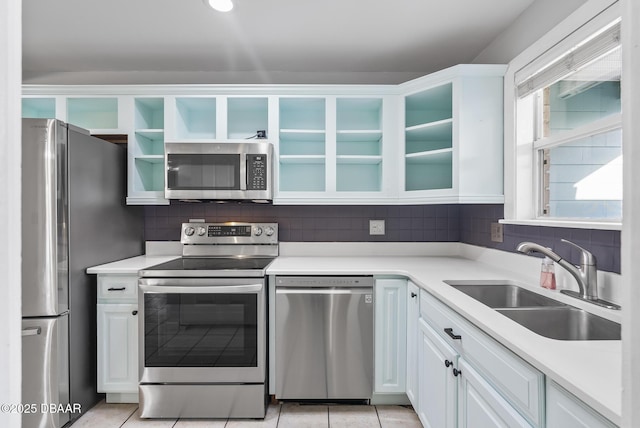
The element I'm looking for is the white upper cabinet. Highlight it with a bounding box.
[400,64,506,203]
[275,94,396,204]
[164,95,272,142]
[22,64,506,205]
[128,97,166,205]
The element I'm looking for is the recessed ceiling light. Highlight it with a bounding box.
[204,0,234,12]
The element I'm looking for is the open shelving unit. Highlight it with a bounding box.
[175,97,217,140]
[336,98,383,192]
[405,83,453,192]
[67,97,119,131]
[129,97,167,204]
[22,98,56,119]
[278,98,327,192]
[21,64,505,205]
[227,97,269,139]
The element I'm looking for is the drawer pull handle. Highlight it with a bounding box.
[132,310,138,316]
[411,292,417,298]
[444,328,462,340]
[444,359,453,368]
[453,368,462,377]
[107,287,126,291]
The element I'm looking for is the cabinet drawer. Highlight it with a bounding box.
[97,275,138,302]
[420,290,467,354]
[420,290,544,426]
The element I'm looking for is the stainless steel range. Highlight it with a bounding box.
[137,222,278,419]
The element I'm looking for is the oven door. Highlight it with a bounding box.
[138,277,265,384]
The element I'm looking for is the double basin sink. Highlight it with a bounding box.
[444,280,620,341]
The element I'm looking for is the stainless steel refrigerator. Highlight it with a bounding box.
[21,118,143,428]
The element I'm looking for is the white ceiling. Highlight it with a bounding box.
[22,0,536,85]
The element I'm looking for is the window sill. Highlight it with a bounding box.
[499,218,622,231]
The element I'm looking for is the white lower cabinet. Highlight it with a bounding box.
[96,274,139,403]
[457,358,532,428]
[374,278,407,395]
[418,317,457,428]
[410,288,620,428]
[546,381,617,428]
[415,289,543,427]
[97,304,139,401]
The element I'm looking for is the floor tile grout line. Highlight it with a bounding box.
[374,405,382,428]
[120,405,139,427]
[275,402,282,428]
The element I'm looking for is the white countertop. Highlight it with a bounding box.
[85,244,622,425]
[86,255,179,274]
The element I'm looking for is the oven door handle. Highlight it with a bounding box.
[139,283,263,294]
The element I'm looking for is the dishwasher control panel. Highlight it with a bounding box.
[275,276,373,288]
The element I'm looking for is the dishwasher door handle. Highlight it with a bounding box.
[276,288,372,295]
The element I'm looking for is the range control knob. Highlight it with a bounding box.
[184,226,195,236]
[265,226,275,236]
[253,227,263,236]
[197,226,206,236]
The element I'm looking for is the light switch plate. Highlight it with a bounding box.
[491,222,503,243]
[369,219,385,235]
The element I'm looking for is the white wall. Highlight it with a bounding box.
[0,0,22,426]
[473,0,587,64]
[621,0,640,425]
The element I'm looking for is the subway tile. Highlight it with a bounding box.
[140,203,621,273]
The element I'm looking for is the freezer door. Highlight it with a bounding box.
[22,118,69,317]
[22,316,70,428]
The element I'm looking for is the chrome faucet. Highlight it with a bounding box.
[516,239,620,310]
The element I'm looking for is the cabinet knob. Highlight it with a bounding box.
[444,359,452,368]
[132,310,138,316]
[453,368,462,377]
[411,292,417,298]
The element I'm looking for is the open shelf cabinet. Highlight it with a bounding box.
[67,97,119,131]
[227,97,269,139]
[129,97,168,204]
[22,98,56,119]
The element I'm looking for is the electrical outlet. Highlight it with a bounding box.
[369,219,385,235]
[491,222,503,243]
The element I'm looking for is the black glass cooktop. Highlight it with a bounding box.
[145,257,275,271]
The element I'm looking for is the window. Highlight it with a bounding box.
[505,3,622,229]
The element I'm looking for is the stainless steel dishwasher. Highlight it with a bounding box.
[275,276,374,400]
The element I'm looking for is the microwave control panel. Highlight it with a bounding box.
[247,154,267,190]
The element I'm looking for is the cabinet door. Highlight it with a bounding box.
[546,381,617,428]
[418,318,458,428]
[374,279,407,393]
[97,303,139,394]
[457,358,533,428]
[406,281,420,407]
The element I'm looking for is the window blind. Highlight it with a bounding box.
[516,20,621,98]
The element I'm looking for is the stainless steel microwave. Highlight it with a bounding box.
[165,142,273,202]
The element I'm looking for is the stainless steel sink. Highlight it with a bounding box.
[444,280,620,340]
[497,307,621,340]
[444,281,566,308]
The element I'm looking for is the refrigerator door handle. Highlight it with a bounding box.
[22,327,42,337]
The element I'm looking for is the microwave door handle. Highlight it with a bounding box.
[240,154,247,190]
[139,283,263,294]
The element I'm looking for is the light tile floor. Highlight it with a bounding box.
[70,401,422,428]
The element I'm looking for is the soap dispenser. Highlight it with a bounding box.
[540,255,556,290]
